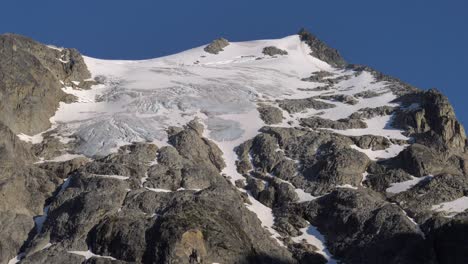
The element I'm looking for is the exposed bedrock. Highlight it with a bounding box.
[423,213,468,264]
[277,97,335,114]
[317,94,358,105]
[262,46,288,56]
[203,38,229,54]
[0,33,91,135]
[393,89,467,153]
[389,173,468,222]
[301,188,436,264]
[0,122,64,263]
[298,28,347,68]
[238,127,370,196]
[300,116,367,130]
[257,104,284,125]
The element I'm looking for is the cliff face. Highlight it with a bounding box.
[0,34,90,135]
[0,31,467,264]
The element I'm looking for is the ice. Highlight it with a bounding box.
[205,117,244,141]
[386,175,433,194]
[432,196,468,217]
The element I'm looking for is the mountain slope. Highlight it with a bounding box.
[1,30,467,264]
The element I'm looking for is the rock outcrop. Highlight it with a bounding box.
[0,34,91,135]
[262,46,288,56]
[298,28,347,68]
[204,38,229,54]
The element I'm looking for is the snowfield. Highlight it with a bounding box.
[44,35,406,159]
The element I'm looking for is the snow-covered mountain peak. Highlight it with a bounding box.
[47,34,401,159]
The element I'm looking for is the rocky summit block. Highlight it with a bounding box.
[298,28,347,68]
[203,38,230,54]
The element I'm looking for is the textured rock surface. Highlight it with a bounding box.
[300,116,367,130]
[203,38,229,54]
[393,89,466,152]
[302,189,436,264]
[0,122,61,262]
[298,29,347,68]
[257,104,284,125]
[277,97,335,113]
[0,34,91,134]
[262,46,288,56]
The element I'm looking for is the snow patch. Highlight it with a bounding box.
[386,176,433,194]
[295,189,317,202]
[68,250,116,260]
[432,196,468,217]
[292,224,336,263]
[350,144,407,161]
[245,192,284,246]
[91,174,130,180]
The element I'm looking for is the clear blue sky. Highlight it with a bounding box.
[1,0,467,126]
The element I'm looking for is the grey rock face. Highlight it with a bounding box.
[300,71,351,84]
[354,90,384,99]
[298,29,347,68]
[394,144,464,177]
[0,122,62,263]
[349,106,395,119]
[0,122,36,163]
[424,213,468,264]
[262,46,288,56]
[204,38,230,54]
[390,174,468,221]
[310,145,370,193]
[241,127,369,195]
[351,134,393,151]
[258,104,284,125]
[394,89,466,152]
[0,34,91,134]
[246,176,299,208]
[364,168,413,192]
[302,188,435,264]
[300,116,367,130]
[277,97,335,114]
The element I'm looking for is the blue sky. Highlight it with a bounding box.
[1,0,467,126]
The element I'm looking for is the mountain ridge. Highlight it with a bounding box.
[0,29,467,264]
